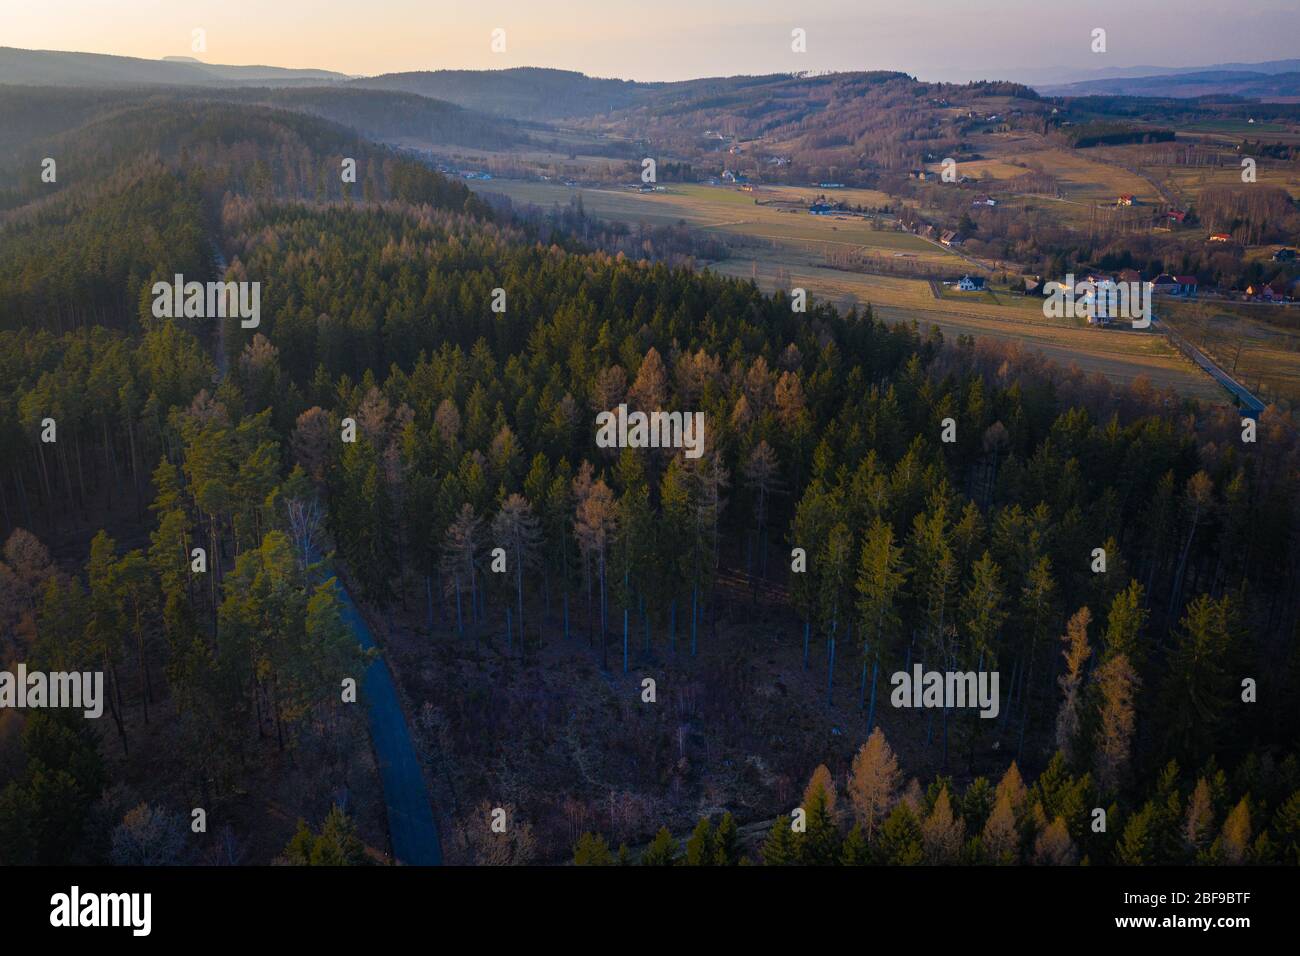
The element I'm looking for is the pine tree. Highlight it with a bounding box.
[982,791,1020,864]
[1116,801,1157,865]
[1216,797,1251,865]
[713,812,740,865]
[742,440,782,581]
[1183,777,1214,858]
[440,503,483,634]
[855,517,907,728]
[1094,652,1139,796]
[875,802,924,865]
[574,477,617,669]
[847,727,901,840]
[641,826,679,866]
[841,824,871,865]
[1160,594,1232,765]
[921,786,965,864]
[801,778,841,865]
[1033,816,1078,865]
[573,832,614,866]
[762,814,797,866]
[491,493,541,651]
[1270,791,1300,865]
[1103,580,1148,667]
[1055,607,1092,762]
[684,817,715,866]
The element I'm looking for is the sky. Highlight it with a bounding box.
[4,0,1298,83]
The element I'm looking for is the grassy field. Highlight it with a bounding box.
[713,256,1224,399]
[473,178,957,262]
[468,176,1229,403]
[1152,162,1300,203]
[1160,299,1300,408]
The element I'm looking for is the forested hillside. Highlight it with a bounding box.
[1,87,1297,867]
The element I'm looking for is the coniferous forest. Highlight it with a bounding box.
[1,79,1298,881]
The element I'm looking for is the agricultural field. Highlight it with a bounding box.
[1151,160,1300,204]
[712,255,1222,399]
[471,178,956,262]
[1018,146,1161,205]
[754,183,898,209]
[1159,299,1300,408]
[469,175,1231,403]
[1174,118,1300,141]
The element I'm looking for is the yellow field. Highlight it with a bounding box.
[1023,148,1160,204]
[1151,163,1300,203]
[1160,300,1300,408]
[471,178,957,262]
[712,256,1224,399]
[923,154,1030,182]
[756,184,898,208]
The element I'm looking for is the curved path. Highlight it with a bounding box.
[333,579,443,865]
[211,237,441,864]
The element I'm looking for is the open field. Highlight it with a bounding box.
[1152,162,1300,203]
[932,282,1047,312]
[472,178,958,262]
[1160,299,1300,408]
[712,255,1226,400]
[468,175,1231,402]
[934,156,1031,181]
[754,183,898,208]
[1021,147,1162,204]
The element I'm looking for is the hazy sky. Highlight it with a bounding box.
[6,0,1298,82]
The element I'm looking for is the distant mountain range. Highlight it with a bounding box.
[347,68,654,119]
[1010,58,1300,86]
[0,46,348,87]
[3,45,1298,110]
[1038,68,1300,101]
[1030,59,1300,100]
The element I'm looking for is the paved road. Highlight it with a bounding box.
[208,234,441,863]
[333,578,443,865]
[1154,316,1266,417]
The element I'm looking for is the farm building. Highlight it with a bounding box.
[957,275,985,291]
[1150,274,1197,296]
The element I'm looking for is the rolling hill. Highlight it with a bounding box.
[0,46,347,87]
